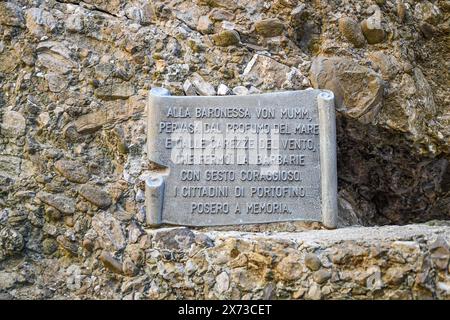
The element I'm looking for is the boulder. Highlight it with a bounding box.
[54,160,89,184]
[254,18,284,37]
[361,9,385,44]
[310,56,384,123]
[338,17,366,48]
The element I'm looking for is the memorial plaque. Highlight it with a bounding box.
[146,88,337,228]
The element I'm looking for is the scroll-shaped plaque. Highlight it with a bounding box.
[146,88,337,228]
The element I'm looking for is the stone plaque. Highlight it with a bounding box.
[146,88,337,228]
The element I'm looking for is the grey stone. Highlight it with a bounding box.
[0,155,21,178]
[0,2,25,28]
[217,84,230,95]
[36,41,77,75]
[248,86,261,94]
[128,221,145,244]
[313,269,331,284]
[190,73,216,96]
[304,253,322,271]
[214,271,230,294]
[183,79,198,96]
[209,9,235,22]
[197,15,213,34]
[232,85,249,95]
[0,227,24,259]
[151,227,196,250]
[0,271,18,291]
[1,111,26,138]
[307,283,322,300]
[54,159,89,184]
[94,84,135,100]
[243,54,299,89]
[66,14,84,32]
[429,237,450,270]
[25,8,57,38]
[0,292,13,300]
[37,192,76,215]
[92,211,126,251]
[415,1,442,26]
[42,238,58,255]
[78,185,112,208]
[45,73,68,93]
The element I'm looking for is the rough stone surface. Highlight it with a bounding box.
[54,160,89,184]
[0,2,24,27]
[212,30,240,46]
[310,56,384,123]
[78,185,112,209]
[361,8,386,44]
[243,54,306,90]
[0,0,449,300]
[305,253,322,271]
[254,18,285,38]
[91,211,126,251]
[190,72,217,96]
[37,192,76,215]
[338,17,366,48]
[1,224,449,299]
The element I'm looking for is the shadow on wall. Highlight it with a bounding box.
[336,114,450,226]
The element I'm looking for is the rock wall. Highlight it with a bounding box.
[2,224,450,299]
[0,0,449,299]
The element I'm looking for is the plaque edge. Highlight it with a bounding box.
[317,90,338,229]
[146,87,338,228]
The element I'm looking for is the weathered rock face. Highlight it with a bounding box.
[310,56,384,124]
[338,17,367,48]
[360,7,386,44]
[0,225,448,299]
[0,0,449,300]
[254,18,285,38]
